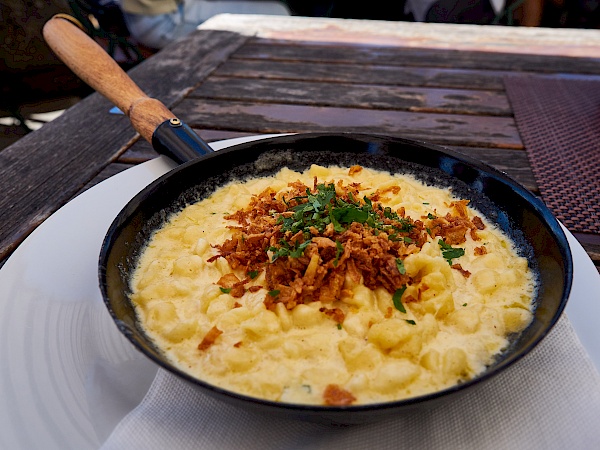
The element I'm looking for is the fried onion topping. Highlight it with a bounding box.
[208,169,485,316]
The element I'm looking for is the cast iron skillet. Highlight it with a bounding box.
[44,16,573,424]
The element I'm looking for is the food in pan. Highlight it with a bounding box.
[129,164,536,405]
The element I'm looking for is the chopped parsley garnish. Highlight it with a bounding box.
[337,323,342,330]
[333,240,344,267]
[269,240,311,261]
[395,258,406,275]
[219,287,232,294]
[405,319,416,325]
[332,204,369,226]
[270,183,416,261]
[392,286,407,313]
[438,239,465,265]
[247,270,259,279]
[427,213,437,220]
[268,289,280,297]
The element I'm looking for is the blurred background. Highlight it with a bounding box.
[2,0,599,151]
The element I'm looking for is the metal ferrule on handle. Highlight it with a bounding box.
[152,119,215,164]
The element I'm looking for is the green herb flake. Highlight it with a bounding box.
[219,287,232,294]
[268,289,280,297]
[329,206,345,233]
[289,240,311,258]
[422,202,429,205]
[438,239,465,265]
[248,270,259,279]
[392,286,407,313]
[270,239,311,262]
[427,213,437,220]
[405,319,416,325]
[463,303,468,307]
[333,206,369,225]
[271,183,422,266]
[333,240,344,267]
[337,323,342,330]
[395,258,406,275]
[269,246,288,262]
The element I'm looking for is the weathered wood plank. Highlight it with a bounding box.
[234,40,600,75]
[0,29,250,261]
[215,59,600,92]
[214,58,511,91]
[173,99,523,148]
[189,76,511,116]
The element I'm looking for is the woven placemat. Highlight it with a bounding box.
[503,76,600,234]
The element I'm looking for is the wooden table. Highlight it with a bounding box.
[1,14,599,270]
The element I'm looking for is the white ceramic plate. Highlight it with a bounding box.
[1,136,598,449]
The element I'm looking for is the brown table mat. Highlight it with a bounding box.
[504,76,600,235]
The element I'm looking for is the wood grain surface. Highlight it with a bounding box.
[234,39,600,74]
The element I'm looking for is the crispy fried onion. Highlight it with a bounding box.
[428,200,485,245]
[323,383,356,406]
[207,171,484,315]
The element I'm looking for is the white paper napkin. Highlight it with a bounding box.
[101,314,600,449]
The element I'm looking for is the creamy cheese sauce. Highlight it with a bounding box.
[130,165,536,405]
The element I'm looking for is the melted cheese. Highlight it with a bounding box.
[130,165,536,405]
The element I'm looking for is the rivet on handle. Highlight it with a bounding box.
[169,118,182,127]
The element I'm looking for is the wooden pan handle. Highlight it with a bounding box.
[42,15,173,143]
